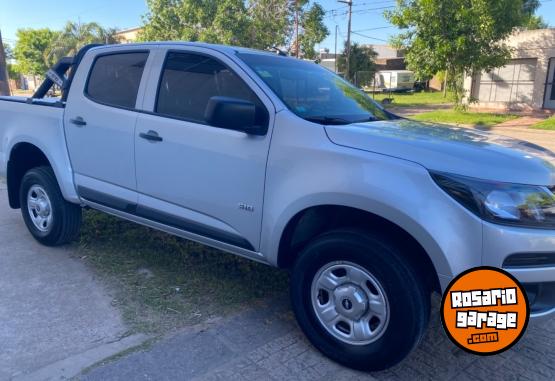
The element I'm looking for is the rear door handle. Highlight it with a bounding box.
[139,130,163,142]
[69,117,87,126]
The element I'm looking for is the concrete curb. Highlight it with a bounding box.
[12,334,149,381]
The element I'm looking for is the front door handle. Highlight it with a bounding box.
[69,117,87,126]
[139,130,163,142]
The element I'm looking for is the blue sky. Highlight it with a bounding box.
[1,0,555,52]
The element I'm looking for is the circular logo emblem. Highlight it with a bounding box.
[441,267,529,355]
[342,298,353,310]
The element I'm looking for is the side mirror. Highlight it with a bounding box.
[205,96,267,136]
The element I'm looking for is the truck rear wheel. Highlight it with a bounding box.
[20,166,82,246]
[290,228,430,371]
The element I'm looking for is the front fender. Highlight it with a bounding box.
[261,111,483,289]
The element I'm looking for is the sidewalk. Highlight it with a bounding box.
[0,179,147,380]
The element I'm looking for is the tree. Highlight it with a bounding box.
[139,0,328,56]
[247,0,292,49]
[140,0,251,44]
[13,28,58,75]
[7,63,19,80]
[298,2,328,59]
[4,43,13,60]
[522,15,548,30]
[337,42,377,84]
[386,0,542,106]
[48,21,118,61]
[4,43,19,80]
[520,0,548,29]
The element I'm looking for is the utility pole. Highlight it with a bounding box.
[295,0,300,58]
[0,29,11,96]
[334,25,338,72]
[338,0,353,80]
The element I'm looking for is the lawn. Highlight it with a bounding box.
[530,116,555,130]
[411,110,519,128]
[370,90,455,107]
[77,210,289,334]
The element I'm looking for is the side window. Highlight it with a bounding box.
[86,52,149,109]
[156,52,266,125]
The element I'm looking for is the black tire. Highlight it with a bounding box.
[20,166,82,246]
[290,228,430,371]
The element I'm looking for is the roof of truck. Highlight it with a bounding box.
[89,41,285,58]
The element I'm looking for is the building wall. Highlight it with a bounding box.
[115,27,142,44]
[429,75,444,91]
[375,58,406,71]
[365,44,402,59]
[464,28,555,111]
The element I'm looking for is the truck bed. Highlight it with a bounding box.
[0,96,64,108]
[0,96,67,179]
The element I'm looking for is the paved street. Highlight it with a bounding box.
[2,176,555,381]
[0,179,146,380]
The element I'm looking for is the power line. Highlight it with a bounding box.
[352,0,397,6]
[351,31,389,43]
[353,26,395,33]
[351,6,396,14]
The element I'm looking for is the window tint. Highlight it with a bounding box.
[156,52,266,125]
[238,52,392,124]
[86,52,148,109]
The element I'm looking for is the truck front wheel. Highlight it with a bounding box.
[20,166,82,246]
[290,229,430,371]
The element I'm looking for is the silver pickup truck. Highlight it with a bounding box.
[0,42,554,370]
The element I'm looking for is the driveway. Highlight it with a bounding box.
[0,178,146,380]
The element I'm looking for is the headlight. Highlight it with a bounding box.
[431,172,555,229]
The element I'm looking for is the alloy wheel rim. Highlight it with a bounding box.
[311,261,390,345]
[27,185,53,233]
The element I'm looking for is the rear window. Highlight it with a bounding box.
[86,52,149,109]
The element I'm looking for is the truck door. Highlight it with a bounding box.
[64,49,151,207]
[134,48,275,251]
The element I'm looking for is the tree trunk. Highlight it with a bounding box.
[0,29,11,96]
[443,71,448,98]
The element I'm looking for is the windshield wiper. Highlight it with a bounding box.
[304,116,354,125]
[353,116,379,123]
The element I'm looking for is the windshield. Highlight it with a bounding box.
[237,52,393,125]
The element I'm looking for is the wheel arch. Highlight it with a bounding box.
[8,142,55,208]
[276,204,444,293]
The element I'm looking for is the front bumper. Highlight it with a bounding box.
[482,222,555,319]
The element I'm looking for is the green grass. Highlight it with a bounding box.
[369,91,455,107]
[75,210,289,334]
[411,110,519,128]
[530,116,555,130]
